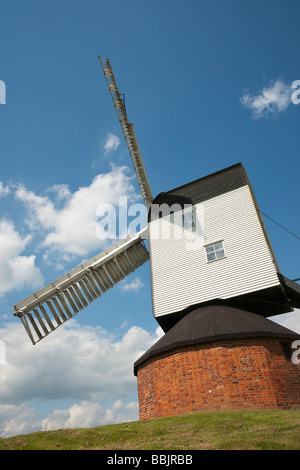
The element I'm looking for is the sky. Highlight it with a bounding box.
[0,0,300,437]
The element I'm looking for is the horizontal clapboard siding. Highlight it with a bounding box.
[149,185,279,319]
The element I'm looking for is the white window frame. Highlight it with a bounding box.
[204,240,226,263]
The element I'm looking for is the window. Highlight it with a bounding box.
[205,241,225,262]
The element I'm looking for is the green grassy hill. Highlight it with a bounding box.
[1,409,300,450]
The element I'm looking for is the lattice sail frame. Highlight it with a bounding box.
[99,57,153,209]
[14,229,149,344]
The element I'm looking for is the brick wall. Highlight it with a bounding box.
[136,338,300,420]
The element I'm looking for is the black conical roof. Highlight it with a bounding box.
[134,305,300,375]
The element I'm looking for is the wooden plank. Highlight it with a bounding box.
[27,312,43,341]
[38,304,55,331]
[33,308,49,336]
[46,300,62,325]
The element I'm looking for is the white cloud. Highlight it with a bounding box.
[0,182,10,197]
[0,219,44,296]
[15,166,138,259]
[0,400,139,437]
[240,78,292,118]
[0,403,38,437]
[121,277,144,292]
[103,133,121,154]
[0,320,163,436]
[47,184,71,201]
[41,400,139,431]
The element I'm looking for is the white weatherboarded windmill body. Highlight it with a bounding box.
[13,58,300,346]
[148,164,300,333]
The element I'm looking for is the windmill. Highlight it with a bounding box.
[13,58,300,350]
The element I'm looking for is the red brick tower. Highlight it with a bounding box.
[134,305,300,420]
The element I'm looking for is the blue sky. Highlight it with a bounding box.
[0,0,300,436]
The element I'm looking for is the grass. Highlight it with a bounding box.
[0,409,300,450]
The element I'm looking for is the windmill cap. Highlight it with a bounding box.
[134,305,300,375]
[148,162,248,222]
